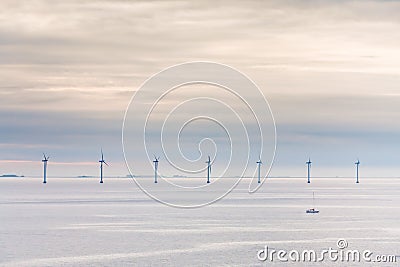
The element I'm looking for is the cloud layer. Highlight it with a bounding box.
[0,0,399,177]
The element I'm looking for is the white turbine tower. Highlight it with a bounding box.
[306,158,312,184]
[256,157,262,184]
[355,159,360,184]
[206,156,212,184]
[153,155,160,183]
[42,153,49,184]
[99,149,108,184]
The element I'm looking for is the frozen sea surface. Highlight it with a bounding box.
[0,178,399,266]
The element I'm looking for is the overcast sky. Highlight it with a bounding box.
[1,0,400,177]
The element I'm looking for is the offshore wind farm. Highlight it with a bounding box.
[38,153,364,185]
[2,137,399,267]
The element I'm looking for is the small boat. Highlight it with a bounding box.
[306,208,319,214]
[306,192,319,214]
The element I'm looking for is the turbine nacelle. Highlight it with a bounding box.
[42,153,49,162]
[99,150,108,166]
[257,155,262,165]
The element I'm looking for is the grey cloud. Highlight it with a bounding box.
[0,0,399,176]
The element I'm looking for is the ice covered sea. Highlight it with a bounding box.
[0,177,399,266]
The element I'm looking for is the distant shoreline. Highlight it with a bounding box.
[1,176,400,179]
[0,174,24,178]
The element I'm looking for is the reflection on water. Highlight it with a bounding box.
[0,178,399,266]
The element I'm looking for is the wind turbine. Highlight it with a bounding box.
[355,159,360,184]
[206,156,212,184]
[99,149,108,184]
[256,157,262,184]
[153,155,160,183]
[42,153,49,184]
[306,158,312,184]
